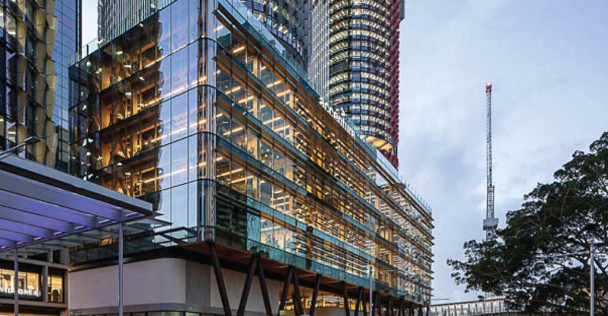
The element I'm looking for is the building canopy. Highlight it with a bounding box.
[0,156,164,256]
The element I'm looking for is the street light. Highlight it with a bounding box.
[537,245,602,316]
[0,136,42,161]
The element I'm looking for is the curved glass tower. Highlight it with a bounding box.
[329,0,404,168]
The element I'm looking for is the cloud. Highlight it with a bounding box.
[398,0,608,303]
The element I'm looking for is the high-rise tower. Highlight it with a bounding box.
[98,0,156,44]
[0,0,81,171]
[99,0,311,72]
[328,0,405,168]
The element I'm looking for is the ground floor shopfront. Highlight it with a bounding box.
[0,257,67,316]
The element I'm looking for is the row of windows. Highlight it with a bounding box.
[69,0,432,298]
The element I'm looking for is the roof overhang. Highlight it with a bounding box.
[0,156,160,254]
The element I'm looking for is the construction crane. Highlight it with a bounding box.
[483,82,498,241]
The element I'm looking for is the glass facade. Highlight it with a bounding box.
[70,0,432,305]
[0,0,58,165]
[307,0,330,99]
[239,0,310,69]
[98,0,156,44]
[53,0,80,172]
[0,0,80,171]
[329,0,404,167]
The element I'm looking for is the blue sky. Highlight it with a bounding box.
[82,0,608,304]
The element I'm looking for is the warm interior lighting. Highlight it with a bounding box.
[142,168,187,184]
[222,126,244,136]
[266,80,281,88]
[232,46,246,54]
[225,86,242,95]
[217,167,244,178]
[276,90,290,97]
[237,95,254,104]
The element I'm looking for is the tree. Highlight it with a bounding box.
[448,132,608,314]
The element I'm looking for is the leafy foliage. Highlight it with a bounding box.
[448,132,608,314]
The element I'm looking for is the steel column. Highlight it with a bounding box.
[118,223,124,316]
[278,266,294,316]
[309,274,322,316]
[373,292,379,316]
[13,248,18,316]
[256,260,273,316]
[354,287,363,316]
[368,267,373,316]
[209,243,232,316]
[237,256,258,316]
[398,299,403,316]
[343,282,351,316]
[42,264,48,303]
[292,270,304,316]
[387,297,393,316]
[362,289,368,316]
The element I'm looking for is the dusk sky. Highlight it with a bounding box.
[398,0,608,302]
[81,0,608,304]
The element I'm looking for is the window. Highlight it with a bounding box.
[0,269,42,300]
[48,274,64,303]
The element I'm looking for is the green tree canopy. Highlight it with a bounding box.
[448,132,608,314]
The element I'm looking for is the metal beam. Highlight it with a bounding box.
[0,205,74,232]
[0,219,52,238]
[278,266,293,316]
[373,292,379,316]
[398,299,403,316]
[343,282,351,316]
[0,171,125,220]
[118,223,124,316]
[309,274,322,316]
[362,289,368,316]
[237,256,258,316]
[0,238,16,248]
[0,190,98,227]
[0,229,33,243]
[256,259,273,316]
[354,287,363,316]
[292,270,304,316]
[14,249,18,316]
[209,243,232,316]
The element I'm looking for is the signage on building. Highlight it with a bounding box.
[319,98,357,140]
[0,286,41,297]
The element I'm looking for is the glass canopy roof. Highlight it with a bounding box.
[0,155,166,256]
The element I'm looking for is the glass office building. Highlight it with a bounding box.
[70,0,432,312]
[0,0,59,165]
[98,0,157,44]
[53,0,81,172]
[0,0,80,171]
[329,0,405,168]
[307,0,330,100]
